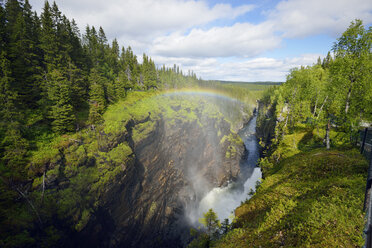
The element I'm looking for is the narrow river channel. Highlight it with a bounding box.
[189,113,263,223]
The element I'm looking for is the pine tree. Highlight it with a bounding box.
[68,19,85,69]
[40,1,58,70]
[88,68,106,123]
[0,51,18,126]
[220,218,230,234]
[0,1,6,50]
[0,51,27,182]
[108,38,120,75]
[83,25,99,68]
[5,0,42,107]
[322,51,333,69]
[1,123,28,181]
[66,60,88,109]
[199,209,220,240]
[142,54,157,90]
[97,26,108,67]
[47,69,76,133]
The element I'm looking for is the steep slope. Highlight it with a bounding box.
[214,147,367,247]
[8,91,248,247]
[211,100,368,248]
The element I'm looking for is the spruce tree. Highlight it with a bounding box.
[47,69,76,133]
[0,1,6,50]
[40,1,58,70]
[0,51,27,182]
[200,209,220,240]
[66,60,88,109]
[88,68,106,123]
[0,51,18,126]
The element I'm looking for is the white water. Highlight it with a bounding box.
[188,114,262,224]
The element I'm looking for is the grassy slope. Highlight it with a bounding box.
[213,127,368,248]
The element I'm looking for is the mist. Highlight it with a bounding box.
[183,109,262,226]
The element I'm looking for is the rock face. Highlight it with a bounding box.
[256,100,276,151]
[76,110,244,247]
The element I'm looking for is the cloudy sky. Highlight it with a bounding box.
[29,0,372,82]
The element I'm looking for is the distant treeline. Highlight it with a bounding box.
[213,80,283,85]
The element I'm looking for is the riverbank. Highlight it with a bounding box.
[187,113,262,226]
[212,126,368,247]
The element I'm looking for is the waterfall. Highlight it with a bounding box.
[188,114,262,224]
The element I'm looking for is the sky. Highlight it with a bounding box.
[29,0,372,82]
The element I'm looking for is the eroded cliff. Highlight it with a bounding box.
[26,92,247,247]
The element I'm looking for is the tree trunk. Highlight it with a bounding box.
[15,187,43,226]
[313,91,319,117]
[345,76,355,115]
[316,95,328,119]
[345,87,352,115]
[326,119,330,150]
[282,113,289,140]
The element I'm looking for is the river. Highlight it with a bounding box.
[188,114,262,224]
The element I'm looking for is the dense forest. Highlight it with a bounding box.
[0,0,203,183]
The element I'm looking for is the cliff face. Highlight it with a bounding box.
[27,93,246,248]
[256,99,276,151]
[80,112,243,247]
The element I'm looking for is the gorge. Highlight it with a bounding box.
[23,91,260,247]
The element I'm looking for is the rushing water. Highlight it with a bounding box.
[188,114,262,224]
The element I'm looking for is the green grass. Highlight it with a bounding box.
[213,142,368,248]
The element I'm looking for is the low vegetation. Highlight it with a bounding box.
[213,131,368,247]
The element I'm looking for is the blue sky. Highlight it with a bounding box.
[29,0,372,82]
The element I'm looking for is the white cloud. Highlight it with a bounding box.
[31,0,254,39]
[151,22,281,57]
[153,54,322,81]
[267,0,372,38]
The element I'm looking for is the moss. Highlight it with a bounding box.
[65,145,87,177]
[132,121,156,144]
[220,133,244,147]
[214,148,367,248]
[107,142,133,165]
[148,202,157,218]
[75,209,92,231]
[46,165,60,180]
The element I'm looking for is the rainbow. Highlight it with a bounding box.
[159,88,244,105]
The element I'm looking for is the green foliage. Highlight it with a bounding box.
[199,209,221,239]
[88,68,107,124]
[329,19,372,125]
[132,121,156,144]
[107,142,132,165]
[47,69,76,133]
[256,20,371,147]
[1,123,28,181]
[214,148,368,248]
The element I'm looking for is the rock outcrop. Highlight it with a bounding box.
[97,114,242,247]
[32,98,246,248]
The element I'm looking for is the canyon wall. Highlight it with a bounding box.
[29,95,247,247]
